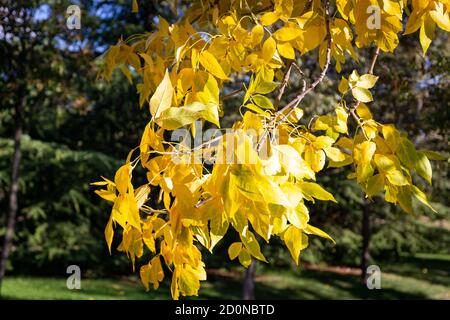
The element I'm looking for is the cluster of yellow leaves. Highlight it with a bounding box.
[332,69,440,214]
[338,0,404,52]
[405,0,450,54]
[339,70,379,103]
[347,120,438,214]
[94,118,341,299]
[93,0,448,300]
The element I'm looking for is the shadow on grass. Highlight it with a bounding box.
[382,255,450,288]
[2,253,448,300]
[197,268,428,300]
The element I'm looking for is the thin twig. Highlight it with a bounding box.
[368,47,381,75]
[292,62,307,92]
[276,4,332,119]
[274,61,293,109]
[221,87,244,101]
[256,3,332,152]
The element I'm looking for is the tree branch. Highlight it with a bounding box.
[221,87,244,101]
[256,3,332,152]
[274,61,293,109]
[368,47,380,75]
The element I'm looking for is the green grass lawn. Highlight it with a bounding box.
[1,254,449,300]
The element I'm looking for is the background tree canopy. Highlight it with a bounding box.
[0,0,448,300]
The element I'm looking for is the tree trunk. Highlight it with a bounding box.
[360,200,371,283]
[0,98,24,295]
[243,260,256,300]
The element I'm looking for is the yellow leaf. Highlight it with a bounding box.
[328,154,353,168]
[157,102,219,130]
[105,217,114,254]
[356,103,373,120]
[415,151,432,184]
[396,138,419,170]
[366,174,384,197]
[429,3,450,32]
[357,74,379,89]
[252,94,274,109]
[419,18,436,55]
[238,249,252,268]
[338,76,348,94]
[230,165,292,207]
[420,150,446,161]
[283,225,308,265]
[273,27,302,41]
[177,264,206,298]
[313,136,334,149]
[273,145,315,180]
[140,256,164,291]
[298,181,337,203]
[352,87,373,102]
[304,145,326,172]
[243,111,264,131]
[324,146,346,162]
[228,242,242,260]
[398,187,413,214]
[139,52,153,65]
[411,185,437,212]
[262,37,276,62]
[382,125,401,152]
[150,69,174,119]
[355,141,376,163]
[241,231,267,262]
[244,103,270,116]
[286,202,309,229]
[304,224,335,244]
[114,164,131,195]
[386,169,409,186]
[198,51,229,80]
[132,0,138,13]
[250,25,265,46]
[277,42,295,59]
[275,0,293,19]
[90,179,110,186]
[95,189,116,202]
[120,65,133,84]
[261,12,280,26]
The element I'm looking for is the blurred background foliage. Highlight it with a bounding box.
[0,0,448,285]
